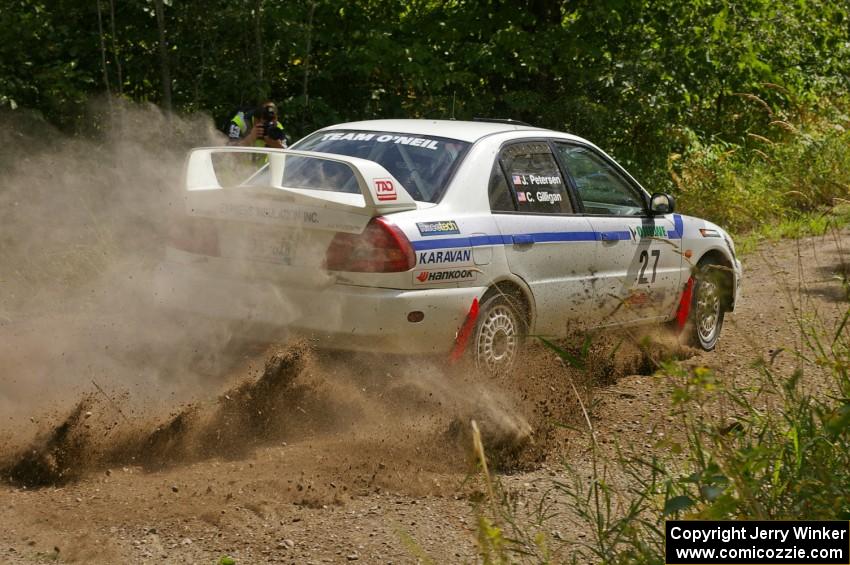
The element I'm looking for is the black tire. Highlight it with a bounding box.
[687,259,729,350]
[472,294,527,376]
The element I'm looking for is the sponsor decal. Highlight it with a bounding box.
[374,178,397,201]
[417,248,472,265]
[416,220,460,236]
[636,225,667,238]
[320,132,440,150]
[270,238,293,264]
[320,132,377,142]
[219,203,319,224]
[414,268,477,285]
[624,290,650,307]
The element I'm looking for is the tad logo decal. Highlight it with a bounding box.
[374,178,397,201]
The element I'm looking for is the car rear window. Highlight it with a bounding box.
[293,130,470,203]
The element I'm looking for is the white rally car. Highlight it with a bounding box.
[155,119,742,374]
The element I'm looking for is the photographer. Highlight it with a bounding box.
[226,101,287,148]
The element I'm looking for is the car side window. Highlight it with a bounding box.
[488,160,516,211]
[554,143,645,216]
[500,142,572,214]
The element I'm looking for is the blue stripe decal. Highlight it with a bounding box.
[470,234,507,247]
[528,231,599,243]
[412,231,601,251]
[598,230,633,241]
[413,236,495,251]
[667,214,684,239]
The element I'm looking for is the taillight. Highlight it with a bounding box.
[168,216,220,256]
[325,217,415,273]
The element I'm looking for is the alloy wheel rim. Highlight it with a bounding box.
[478,305,518,372]
[696,277,721,343]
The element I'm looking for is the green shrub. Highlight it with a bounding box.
[670,98,850,234]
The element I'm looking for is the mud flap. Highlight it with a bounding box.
[449,298,480,363]
[675,277,695,330]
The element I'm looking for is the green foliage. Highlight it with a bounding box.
[2,0,848,157]
[672,97,850,233]
[735,204,850,255]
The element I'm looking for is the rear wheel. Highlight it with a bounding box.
[688,259,728,350]
[473,294,526,376]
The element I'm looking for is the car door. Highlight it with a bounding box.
[488,140,597,336]
[553,142,683,325]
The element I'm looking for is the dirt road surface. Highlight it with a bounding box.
[1,228,848,564]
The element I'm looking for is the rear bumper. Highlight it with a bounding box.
[153,260,485,354]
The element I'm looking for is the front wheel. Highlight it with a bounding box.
[473,294,526,376]
[688,260,728,350]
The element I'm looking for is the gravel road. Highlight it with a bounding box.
[1,228,848,564]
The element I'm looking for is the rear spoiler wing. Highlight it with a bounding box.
[183,146,417,216]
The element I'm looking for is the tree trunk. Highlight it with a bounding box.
[301,0,315,131]
[95,0,111,97]
[109,0,122,95]
[154,0,172,114]
[254,0,264,99]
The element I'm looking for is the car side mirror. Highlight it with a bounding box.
[649,193,675,215]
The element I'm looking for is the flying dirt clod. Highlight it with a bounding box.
[1,344,308,487]
[2,395,98,487]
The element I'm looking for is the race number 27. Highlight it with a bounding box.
[638,249,660,284]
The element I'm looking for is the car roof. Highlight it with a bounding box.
[317,119,582,144]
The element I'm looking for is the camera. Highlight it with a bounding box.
[263,121,284,140]
[258,104,283,141]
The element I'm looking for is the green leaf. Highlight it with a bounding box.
[825,404,850,437]
[700,485,724,501]
[664,495,695,516]
[536,336,586,370]
[711,9,728,35]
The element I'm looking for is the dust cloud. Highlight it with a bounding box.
[0,341,533,489]
[0,101,535,488]
[0,100,243,431]
[0,331,689,488]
